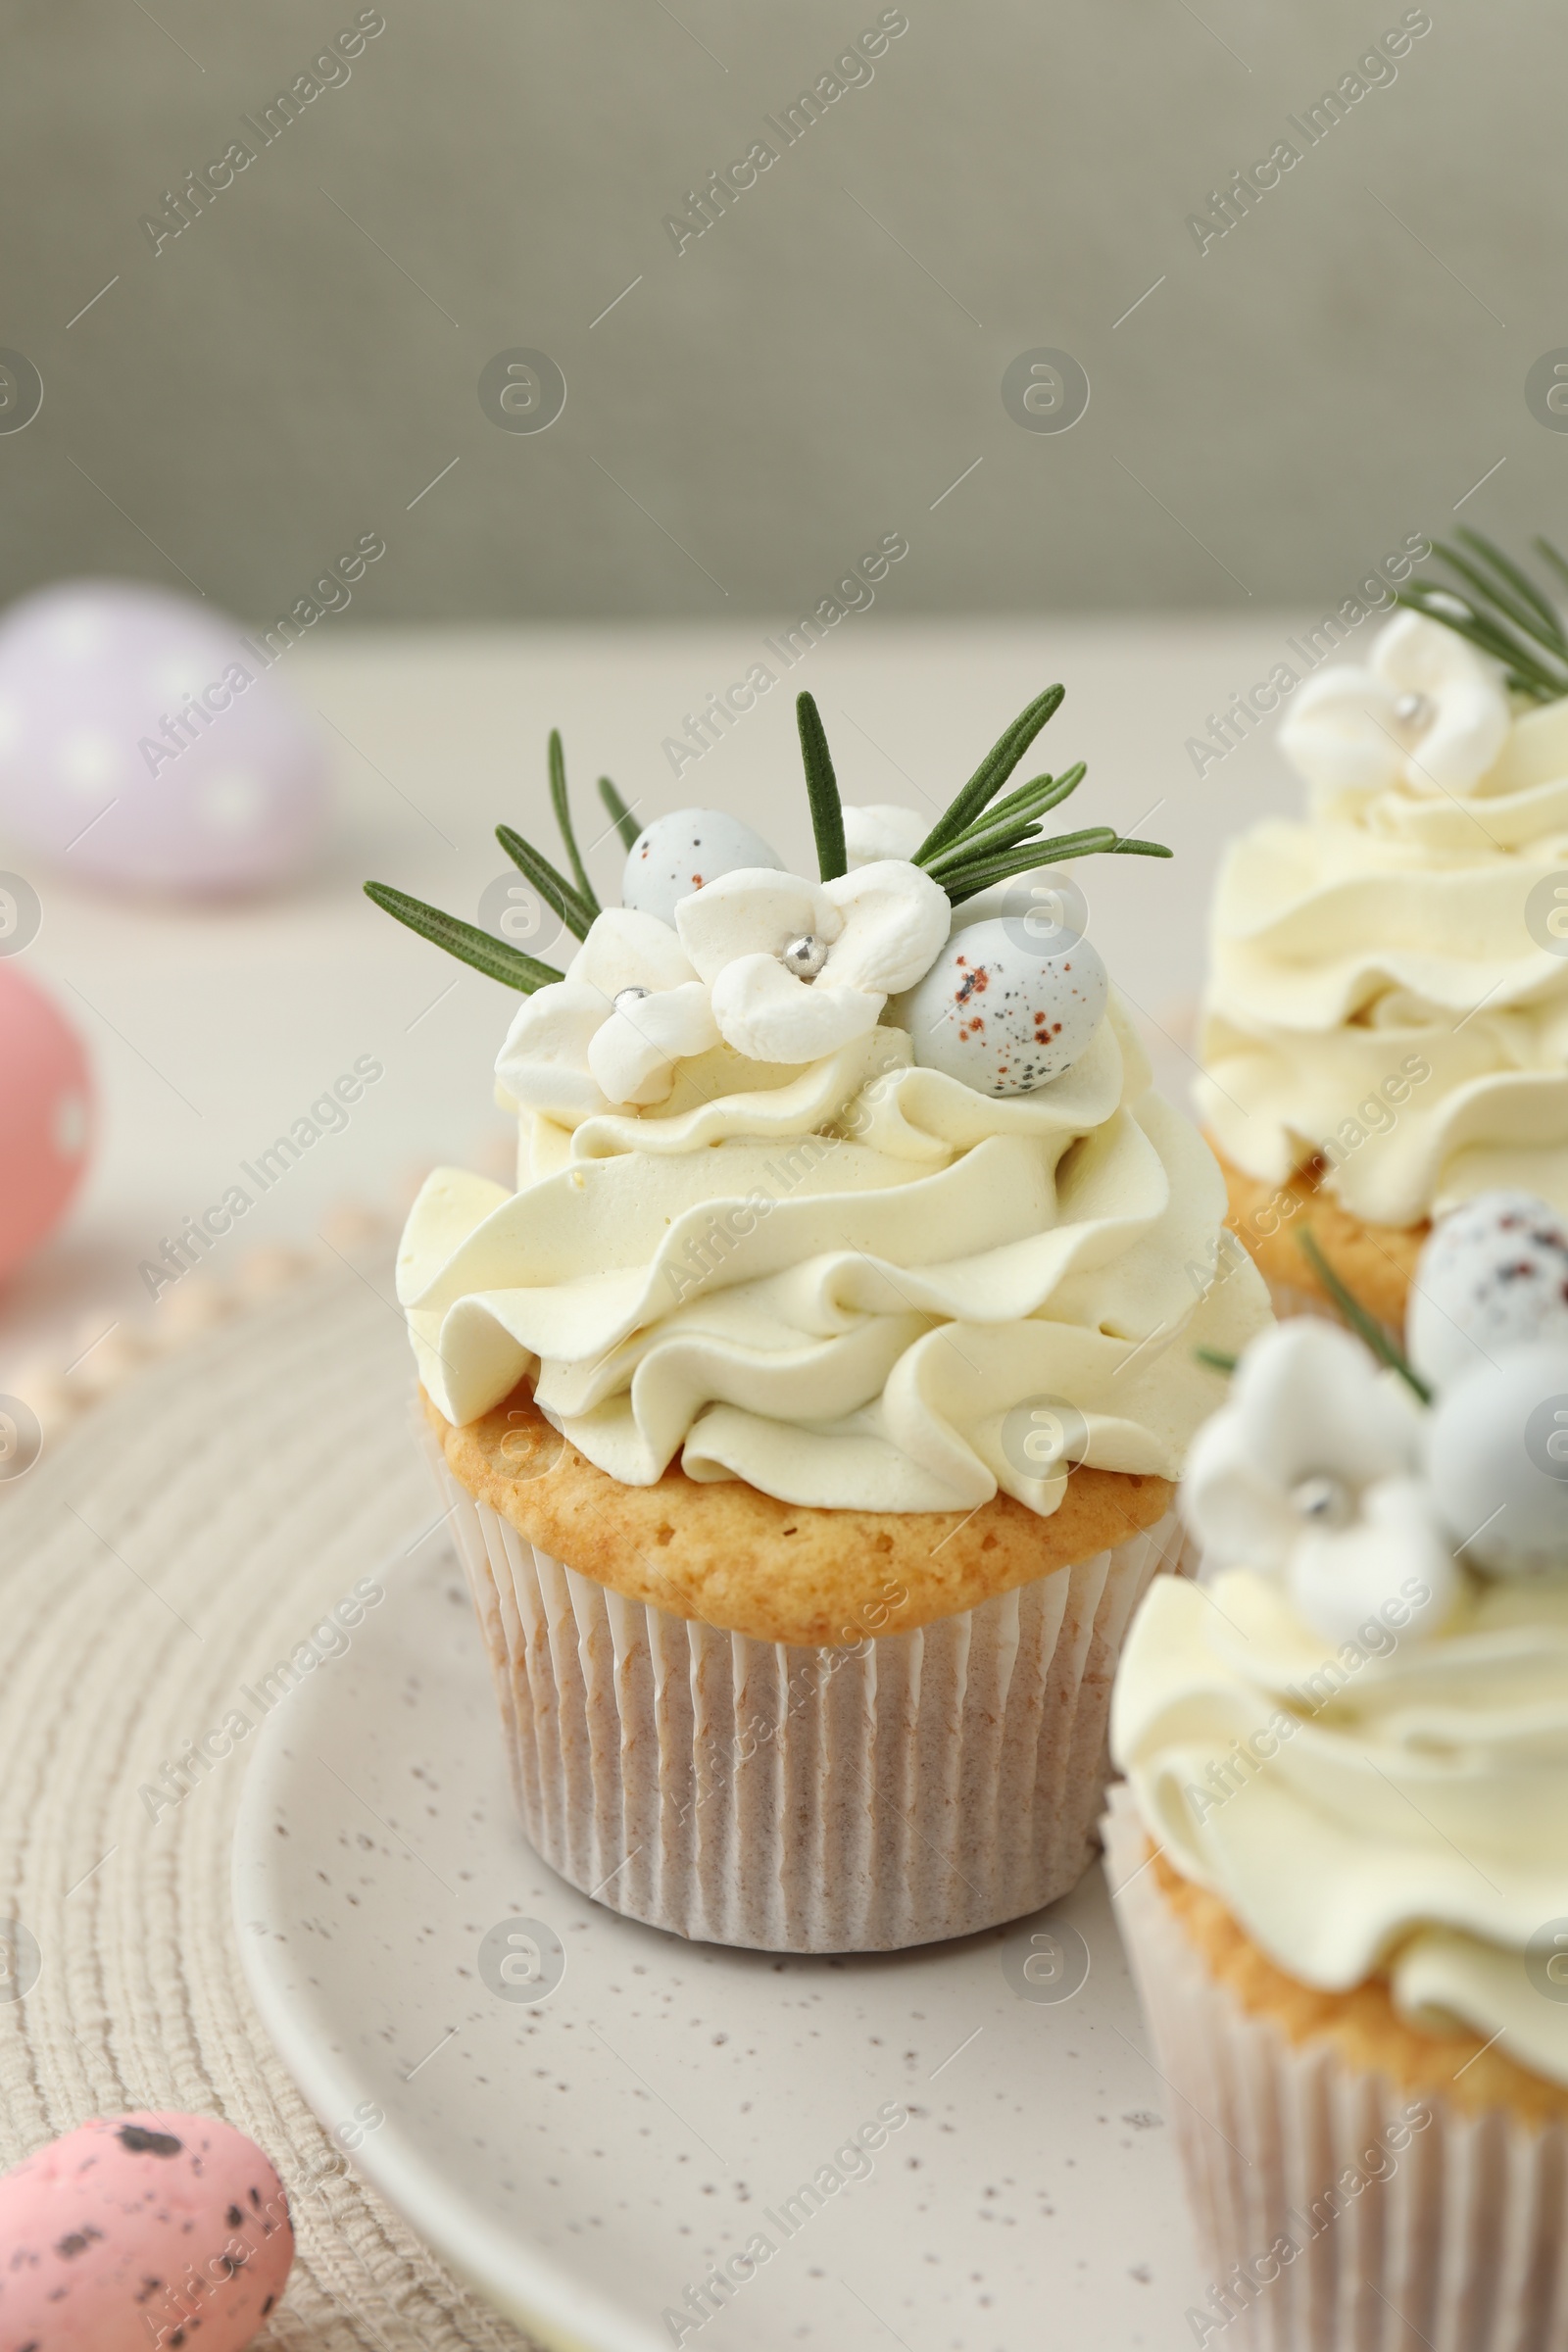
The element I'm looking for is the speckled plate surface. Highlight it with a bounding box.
[234,1542,1206,2352]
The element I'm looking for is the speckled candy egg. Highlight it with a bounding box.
[1407,1191,1568,1392]
[0,963,91,1282]
[0,2110,293,2348]
[1424,1340,1568,1576]
[0,579,327,897]
[904,918,1108,1096]
[621,808,783,925]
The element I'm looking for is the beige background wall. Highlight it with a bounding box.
[3,0,1561,622]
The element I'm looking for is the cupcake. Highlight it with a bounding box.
[1106,1194,1568,2345]
[1196,531,1568,1328]
[369,683,1270,1952]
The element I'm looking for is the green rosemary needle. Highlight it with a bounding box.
[364,883,564,993]
[495,825,597,942]
[1399,532,1568,704]
[1297,1228,1431,1404]
[366,687,1176,990]
[796,692,847,881]
[547,730,601,914]
[599,775,641,852]
[913,684,1065,862]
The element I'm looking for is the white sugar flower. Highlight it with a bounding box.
[495,907,717,1119]
[1182,1319,1459,1645]
[1279,610,1509,803]
[674,859,952,1062]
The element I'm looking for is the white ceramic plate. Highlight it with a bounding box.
[234,1543,1205,2351]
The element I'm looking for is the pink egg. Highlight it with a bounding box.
[0,2111,294,2349]
[0,964,91,1284]
[0,579,327,898]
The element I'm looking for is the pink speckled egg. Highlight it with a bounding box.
[0,579,327,897]
[0,2111,293,2349]
[0,964,91,1283]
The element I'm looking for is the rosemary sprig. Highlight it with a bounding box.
[922,769,1082,877]
[907,690,1171,896]
[1428,538,1568,677]
[1450,531,1567,650]
[913,684,1065,862]
[796,692,847,881]
[549,730,601,913]
[1399,531,1568,704]
[363,883,564,993]
[941,830,1172,906]
[599,774,641,852]
[366,687,1176,991]
[495,824,596,942]
[1532,535,1568,600]
[1399,580,1556,700]
[942,830,1119,905]
[982,762,1087,830]
[1297,1227,1431,1404]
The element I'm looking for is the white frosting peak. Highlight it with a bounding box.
[1201,613,1568,1226]
[404,997,1269,1513]
[1126,1234,1568,2087]
[1113,1567,1568,2088]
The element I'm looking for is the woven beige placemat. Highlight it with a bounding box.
[0,1246,537,2351]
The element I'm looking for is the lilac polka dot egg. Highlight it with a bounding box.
[0,579,327,896]
[1407,1190,1568,1392]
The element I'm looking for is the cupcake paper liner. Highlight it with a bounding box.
[1102,1785,1568,2352]
[423,1427,1189,1952]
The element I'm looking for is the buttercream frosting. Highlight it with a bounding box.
[398,985,1269,1514]
[1199,618,1568,1228]
[1113,1566,1568,2088]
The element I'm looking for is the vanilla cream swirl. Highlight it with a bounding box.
[1113,1567,1568,2088]
[1199,697,1568,1228]
[398,999,1268,1514]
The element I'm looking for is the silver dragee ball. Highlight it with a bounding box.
[781,932,829,980]
[905,918,1108,1097]
[1407,1191,1568,1393]
[621,808,783,925]
[1424,1340,1568,1577]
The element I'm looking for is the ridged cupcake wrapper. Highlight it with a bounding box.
[1102,1785,1568,2352]
[423,1428,1188,1952]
